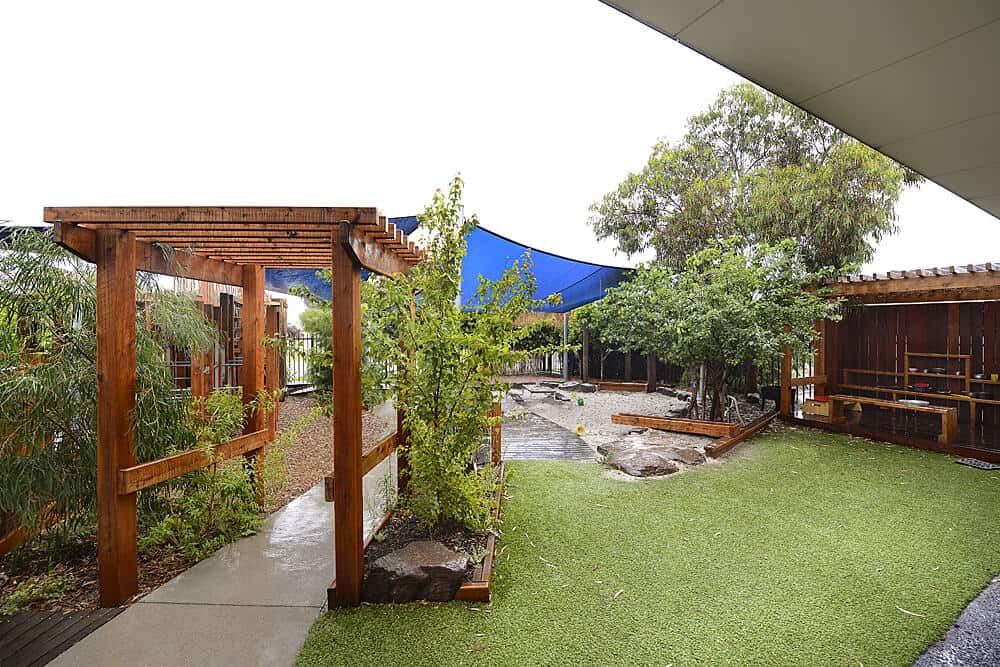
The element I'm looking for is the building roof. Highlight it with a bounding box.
[602,1,1000,221]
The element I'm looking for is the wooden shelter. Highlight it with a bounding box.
[46,206,424,608]
[780,263,1000,463]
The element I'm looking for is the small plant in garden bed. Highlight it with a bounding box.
[1,572,79,615]
[348,178,546,602]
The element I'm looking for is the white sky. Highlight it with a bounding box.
[2,0,999,290]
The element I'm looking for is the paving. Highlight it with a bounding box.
[913,575,1000,667]
[502,411,595,462]
[47,463,393,667]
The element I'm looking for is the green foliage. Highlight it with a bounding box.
[0,229,217,538]
[295,278,396,409]
[594,238,838,418]
[377,178,551,530]
[513,320,561,352]
[0,573,79,615]
[590,83,920,273]
[138,390,261,560]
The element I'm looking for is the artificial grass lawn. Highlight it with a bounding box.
[298,430,1000,666]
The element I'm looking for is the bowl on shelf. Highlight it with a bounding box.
[908,367,919,372]
[971,391,994,399]
[929,367,947,374]
[974,373,987,379]
[899,399,930,406]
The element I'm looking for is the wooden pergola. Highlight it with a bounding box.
[46,206,424,608]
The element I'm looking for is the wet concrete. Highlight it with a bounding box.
[913,576,1000,667]
[502,411,595,462]
[50,472,394,667]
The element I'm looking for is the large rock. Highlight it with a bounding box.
[554,390,572,402]
[364,540,469,603]
[577,383,597,393]
[524,384,555,395]
[540,380,561,388]
[606,447,679,477]
[598,438,707,469]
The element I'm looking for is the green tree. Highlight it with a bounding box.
[295,279,395,409]
[594,238,838,420]
[378,178,554,530]
[590,83,920,273]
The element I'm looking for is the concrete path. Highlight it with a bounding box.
[502,411,594,462]
[50,469,390,667]
[51,485,334,666]
[914,575,1000,666]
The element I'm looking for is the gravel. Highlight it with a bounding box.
[506,389,716,454]
[269,394,394,510]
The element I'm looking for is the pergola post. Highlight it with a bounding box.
[580,323,590,382]
[95,228,138,606]
[331,240,364,607]
[241,265,266,501]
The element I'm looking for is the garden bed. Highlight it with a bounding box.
[359,462,505,604]
[0,395,391,615]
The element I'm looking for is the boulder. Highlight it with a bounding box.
[540,380,561,388]
[598,439,706,468]
[577,383,597,393]
[363,540,469,603]
[606,447,679,477]
[554,390,572,402]
[656,386,679,397]
[525,384,555,395]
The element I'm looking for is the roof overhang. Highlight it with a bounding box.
[602,1,1000,220]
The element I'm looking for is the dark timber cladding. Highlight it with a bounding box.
[46,207,424,608]
[780,262,1000,462]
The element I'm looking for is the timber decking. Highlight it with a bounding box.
[502,412,594,462]
[0,608,123,667]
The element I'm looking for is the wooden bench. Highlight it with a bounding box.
[828,394,958,445]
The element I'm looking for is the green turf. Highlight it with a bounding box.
[298,431,1000,666]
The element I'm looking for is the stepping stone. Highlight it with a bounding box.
[606,448,679,477]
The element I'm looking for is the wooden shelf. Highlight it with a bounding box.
[843,368,903,377]
[970,378,1000,385]
[838,383,1000,406]
[906,352,971,359]
[908,372,967,379]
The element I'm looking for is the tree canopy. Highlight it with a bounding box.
[593,238,838,419]
[590,83,920,273]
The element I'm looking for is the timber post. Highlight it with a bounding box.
[780,343,793,416]
[330,231,364,607]
[580,323,590,382]
[95,228,139,606]
[240,266,267,499]
[491,400,502,465]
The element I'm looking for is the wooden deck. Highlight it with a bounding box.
[502,412,595,462]
[0,608,123,666]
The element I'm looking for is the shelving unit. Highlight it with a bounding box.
[840,352,997,439]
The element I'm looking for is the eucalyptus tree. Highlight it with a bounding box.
[590,83,920,273]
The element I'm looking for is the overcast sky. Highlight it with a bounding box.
[2,0,999,278]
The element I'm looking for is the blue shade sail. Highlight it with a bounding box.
[264,218,629,312]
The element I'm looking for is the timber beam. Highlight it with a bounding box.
[54,222,243,286]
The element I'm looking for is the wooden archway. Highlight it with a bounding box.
[47,206,424,607]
